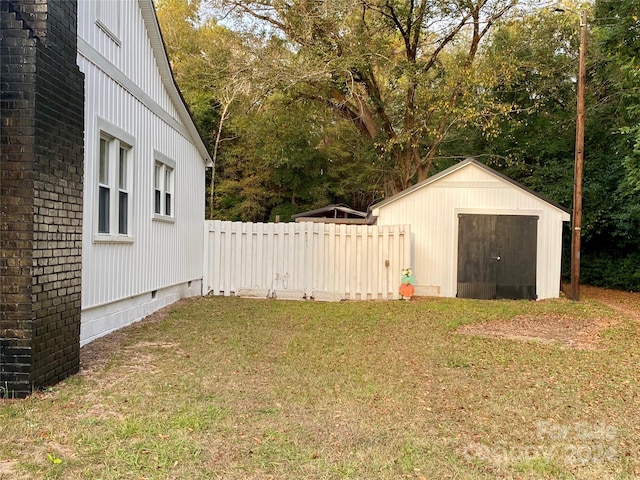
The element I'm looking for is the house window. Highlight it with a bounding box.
[96,0,121,45]
[98,138,110,233]
[118,147,129,234]
[96,119,134,241]
[154,152,175,221]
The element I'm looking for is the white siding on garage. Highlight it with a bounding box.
[371,161,570,300]
[77,0,209,344]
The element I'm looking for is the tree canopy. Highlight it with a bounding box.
[207,0,523,193]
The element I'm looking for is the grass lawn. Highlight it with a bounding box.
[1,292,639,479]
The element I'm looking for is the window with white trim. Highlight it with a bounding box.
[96,119,134,240]
[154,152,175,221]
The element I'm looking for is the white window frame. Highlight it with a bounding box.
[95,0,122,46]
[153,151,176,223]
[95,118,135,243]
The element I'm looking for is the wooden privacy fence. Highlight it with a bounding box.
[203,220,412,300]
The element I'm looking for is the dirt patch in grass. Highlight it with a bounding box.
[457,312,616,349]
[457,285,640,349]
[79,299,190,376]
[581,285,640,321]
[0,460,19,480]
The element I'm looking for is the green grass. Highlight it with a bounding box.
[1,295,639,479]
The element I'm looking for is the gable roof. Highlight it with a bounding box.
[138,0,212,167]
[370,158,571,218]
[292,204,370,224]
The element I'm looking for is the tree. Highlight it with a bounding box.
[208,78,251,219]
[157,0,259,218]
[208,0,519,194]
[158,0,384,221]
[573,0,640,289]
[442,8,582,205]
[593,0,640,191]
[157,0,217,149]
[212,91,383,221]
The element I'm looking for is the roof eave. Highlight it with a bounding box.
[294,217,370,225]
[291,204,367,219]
[138,0,213,168]
[369,157,571,218]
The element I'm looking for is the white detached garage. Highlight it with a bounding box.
[370,158,571,300]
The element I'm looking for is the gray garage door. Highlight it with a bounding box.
[457,214,538,300]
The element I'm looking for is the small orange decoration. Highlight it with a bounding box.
[399,282,415,298]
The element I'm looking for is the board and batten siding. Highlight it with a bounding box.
[204,221,412,301]
[77,0,177,117]
[77,0,209,345]
[371,161,570,300]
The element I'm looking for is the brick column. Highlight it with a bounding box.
[1,0,84,398]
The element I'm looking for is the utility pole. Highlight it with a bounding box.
[571,10,587,301]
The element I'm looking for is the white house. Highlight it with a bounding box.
[77,0,212,345]
[370,158,571,300]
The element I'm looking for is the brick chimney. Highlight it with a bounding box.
[1,0,84,398]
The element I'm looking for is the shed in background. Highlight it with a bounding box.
[370,158,570,300]
[292,204,369,224]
